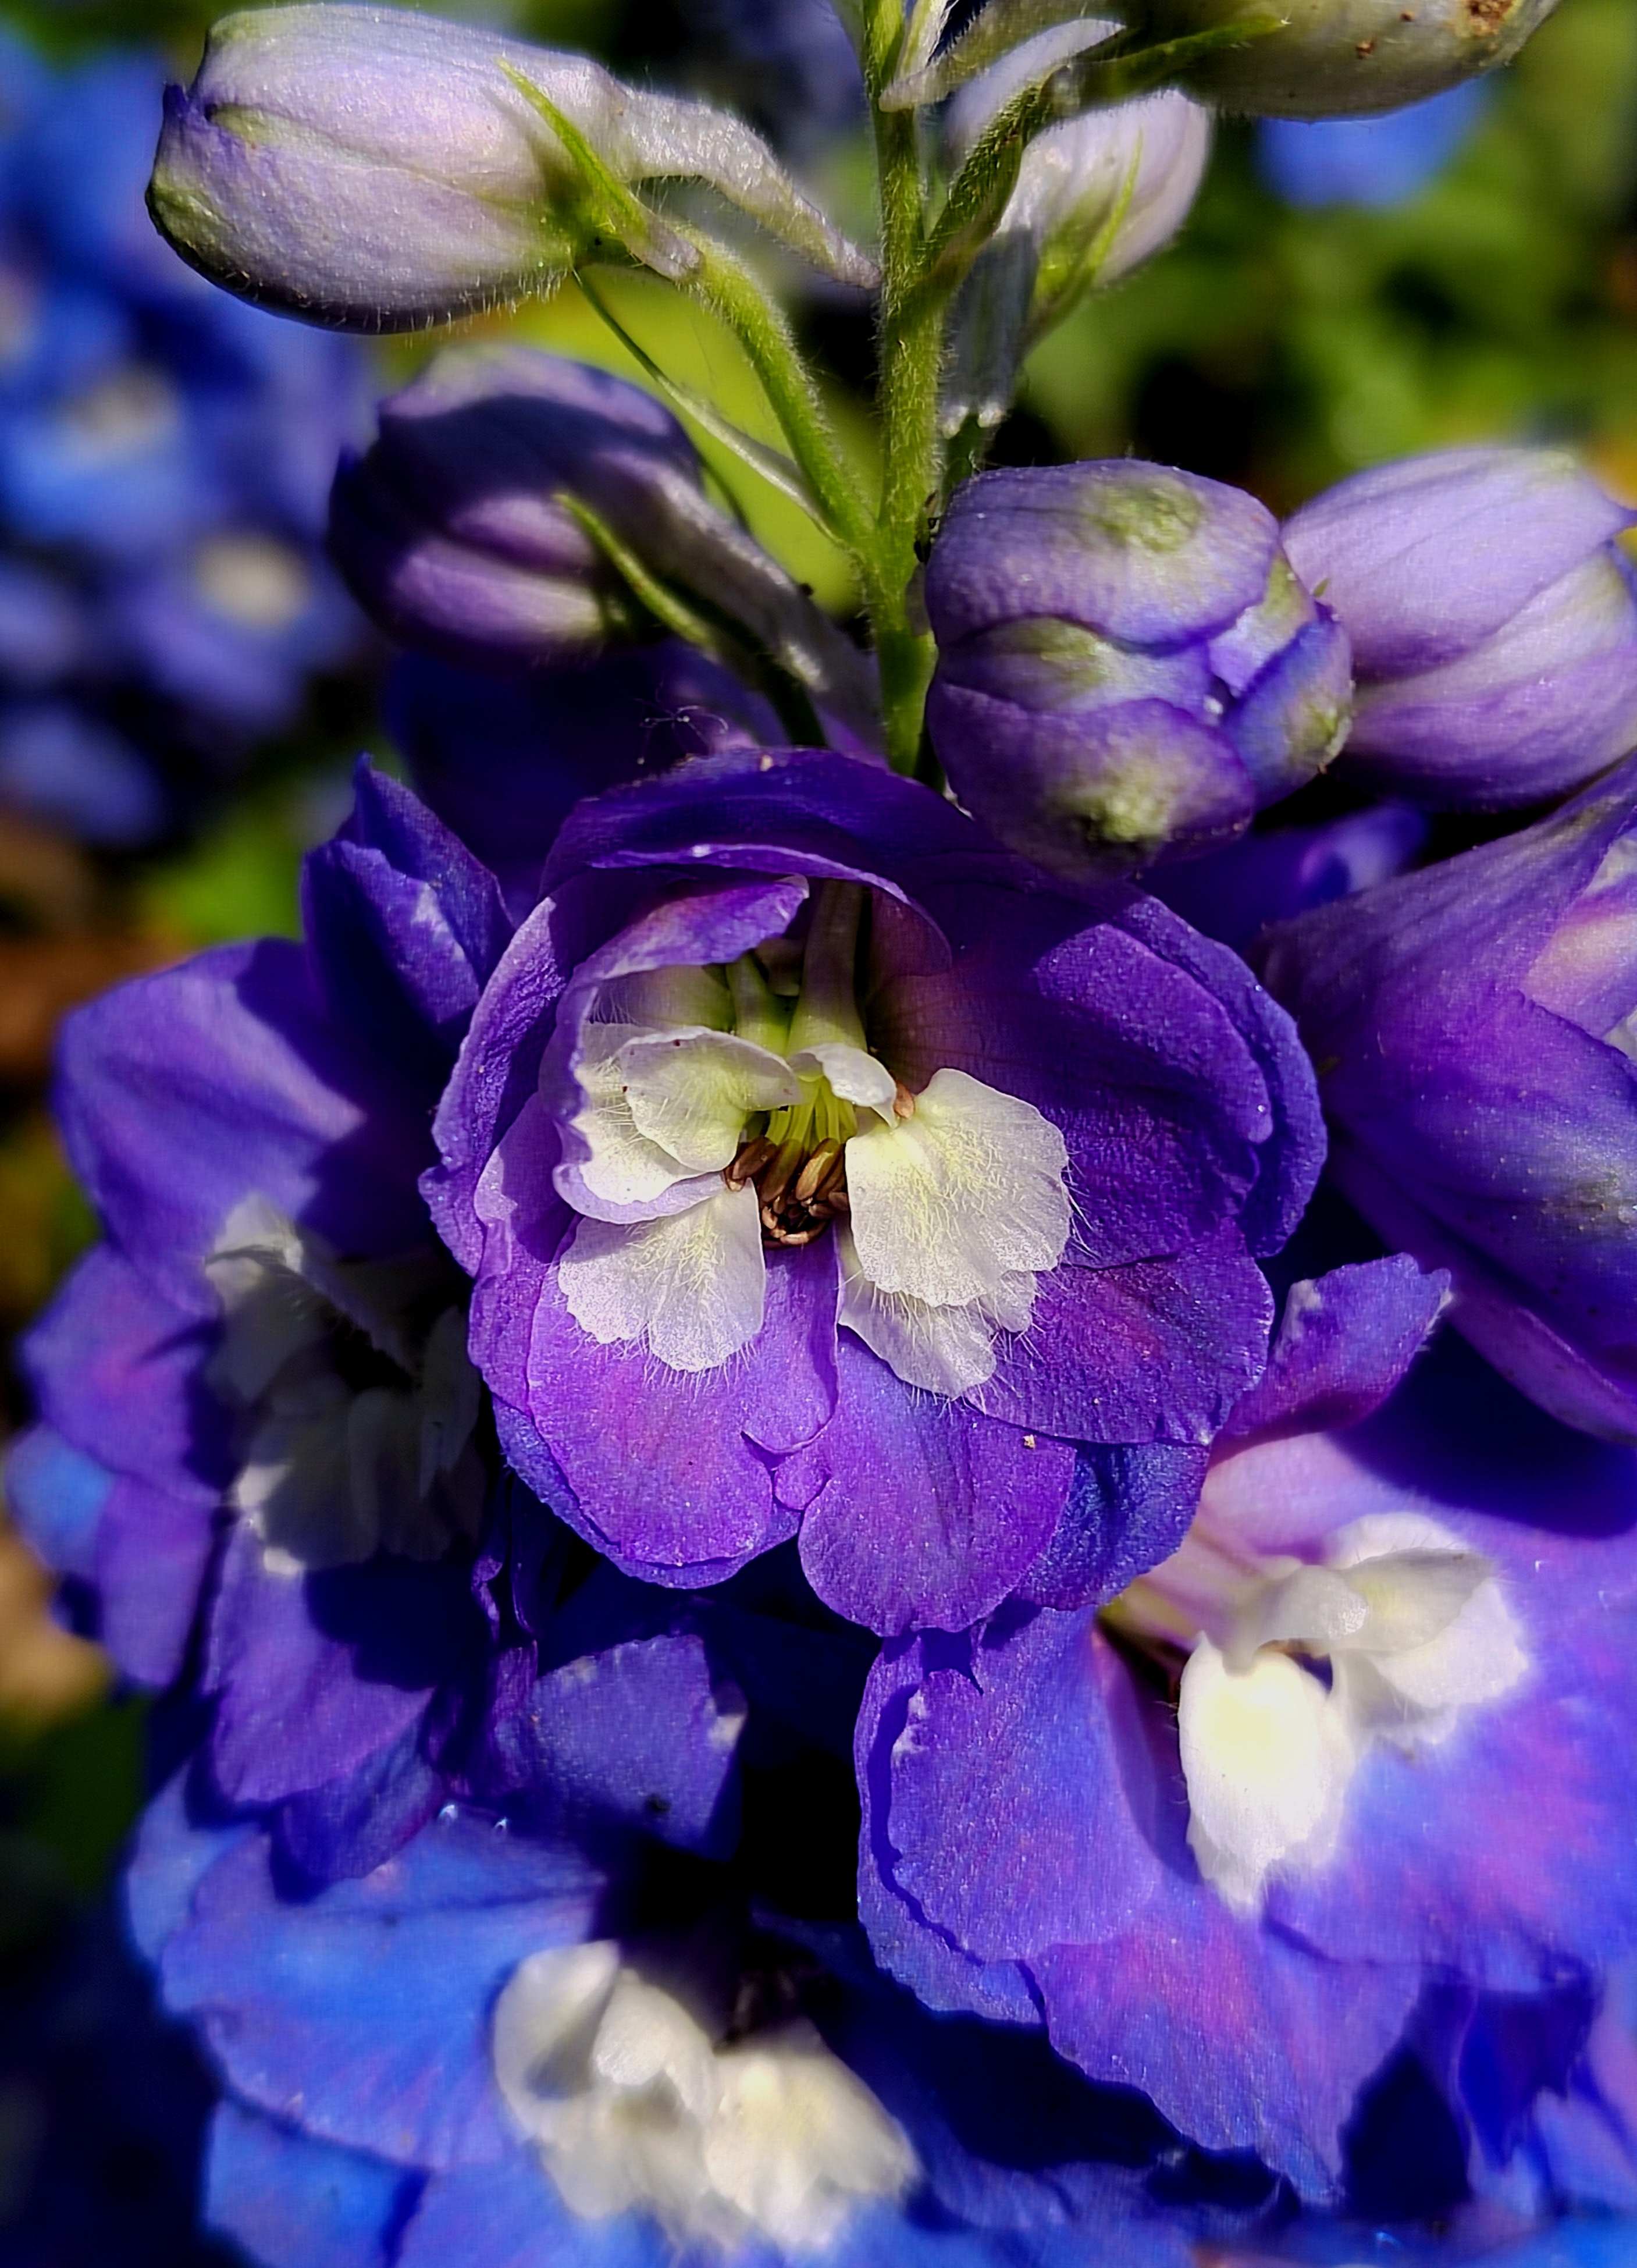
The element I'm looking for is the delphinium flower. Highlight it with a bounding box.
[1258,752,1637,1441]
[62,0,1618,2257]
[8,763,514,1878]
[0,44,366,847]
[427,740,1323,1634]
[858,1259,1637,2197]
[128,1740,1289,2268]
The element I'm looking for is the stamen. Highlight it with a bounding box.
[892,1080,916,1120]
[724,1133,778,1191]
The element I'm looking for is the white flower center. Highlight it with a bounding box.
[1113,1509,1528,1917]
[554,884,1072,1393]
[493,1941,916,2255]
[205,1195,484,1573]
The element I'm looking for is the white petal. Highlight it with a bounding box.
[593,1974,719,2121]
[1366,1577,1528,1719]
[707,2028,916,2251]
[595,964,732,1030]
[560,1185,766,1372]
[618,1029,802,1169]
[845,1067,1070,1308]
[493,1942,621,2139]
[567,1022,702,1209]
[1337,1548,1491,1656]
[788,1040,898,1112]
[1179,1638,1356,1917]
[835,1224,1036,1395]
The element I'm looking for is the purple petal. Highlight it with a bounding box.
[161,1811,603,2170]
[56,941,432,1318]
[204,2102,413,2268]
[792,1344,1074,1634]
[1015,1444,1208,1611]
[205,1525,481,1806]
[98,1471,219,1686]
[481,1629,744,1857]
[925,463,1279,649]
[976,1232,1274,1445]
[1283,447,1635,676]
[1223,1254,1449,1442]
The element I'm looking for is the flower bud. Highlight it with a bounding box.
[1282,447,1637,809]
[1258,752,1637,1442]
[1128,0,1559,120]
[924,460,1352,879]
[149,5,876,335]
[330,349,698,667]
[941,26,1212,430]
[331,345,880,738]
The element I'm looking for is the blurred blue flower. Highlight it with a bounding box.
[0,42,368,847]
[1257,81,1489,210]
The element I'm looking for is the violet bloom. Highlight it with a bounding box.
[429,744,1323,1636]
[1283,447,1637,809]
[128,1773,1273,2268]
[1258,752,1637,1442]
[7,767,513,1881]
[924,461,1352,877]
[859,1261,1637,2197]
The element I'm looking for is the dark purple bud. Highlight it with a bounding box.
[1257,753,1637,1441]
[148,5,876,336]
[329,348,697,669]
[331,345,880,736]
[925,460,1352,878]
[1284,447,1637,809]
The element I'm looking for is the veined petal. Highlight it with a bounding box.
[565,1022,706,1209]
[1178,1638,1356,1917]
[837,1229,995,1396]
[560,1185,766,1373]
[845,1067,1070,1309]
[618,1029,802,1170]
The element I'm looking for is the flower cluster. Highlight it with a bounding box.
[12,1,1637,2262]
[0,40,366,847]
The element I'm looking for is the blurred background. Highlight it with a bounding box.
[0,0,1633,2252]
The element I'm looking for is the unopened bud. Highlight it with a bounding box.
[1129,0,1559,120]
[943,24,1211,431]
[926,460,1352,880]
[1284,446,1637,808]
[149,5,876,336]
[332,346,880,739]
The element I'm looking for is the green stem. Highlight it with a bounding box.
[683,234,879,575]
[864,0,943,776]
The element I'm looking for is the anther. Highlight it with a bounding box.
[724,1134,777,1192]
[792,1139,842,1207]
[892,1081,917,1119]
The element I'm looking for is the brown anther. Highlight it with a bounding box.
[792,1139,842,1207]
[1355,35,1375,52]
[724,1133,777,1193]
[892,1081,917,1120]
[811,1147,849,1207]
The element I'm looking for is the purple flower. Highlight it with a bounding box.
[428,743,1323,1634]
[127,1775,1273,2268]
[924,462,1352,877]
[1283,447,1637,809]
[8,766,513,1878]
[330,349,704,671]
[858,1259,1637,2197]
[1257,752,1637,1442]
